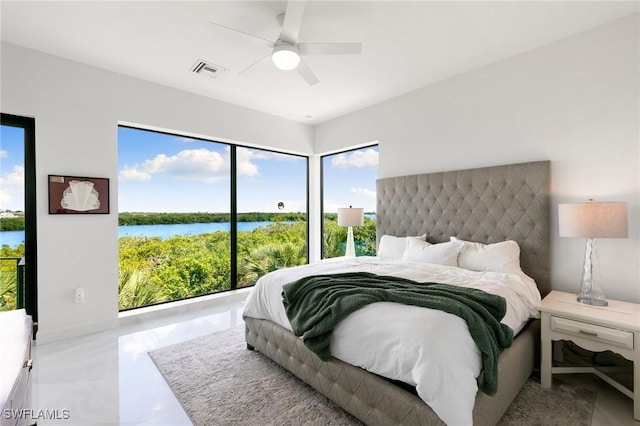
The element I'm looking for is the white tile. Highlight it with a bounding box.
[30,298,636,425]
[31,300,244,426]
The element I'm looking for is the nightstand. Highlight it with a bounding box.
[538,290,640,421]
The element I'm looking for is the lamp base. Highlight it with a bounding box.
[576,295,608,306]
[345,226,356,258]
[576,238,607,306]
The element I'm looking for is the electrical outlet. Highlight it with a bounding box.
[75,287,85,303]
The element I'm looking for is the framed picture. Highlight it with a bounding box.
[48,175,110,214]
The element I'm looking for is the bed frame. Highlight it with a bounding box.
[245,160,550,425]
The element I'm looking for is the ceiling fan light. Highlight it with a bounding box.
[272,44,301,70]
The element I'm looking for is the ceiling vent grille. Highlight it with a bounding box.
[191,60,226,79]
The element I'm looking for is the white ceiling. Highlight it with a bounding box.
[2,1,638,124]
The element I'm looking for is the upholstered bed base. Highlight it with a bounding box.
[244,161,549,425]
[245,316,540,426]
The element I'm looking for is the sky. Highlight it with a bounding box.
[0,125,379,214]
[118,126,378,213]
[0,125,26,211]
[322,146,378,213]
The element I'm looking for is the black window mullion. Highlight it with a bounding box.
[230,145,237,290]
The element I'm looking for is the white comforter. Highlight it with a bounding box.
[243,256,541,425]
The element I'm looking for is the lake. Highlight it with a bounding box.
[0,214,376,248]
[0,221,278,248]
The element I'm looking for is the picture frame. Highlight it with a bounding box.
[48,175,110,214]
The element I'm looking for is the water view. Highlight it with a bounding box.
[1,230,25,248]
[0,214,376,248]
[0,221,281,248]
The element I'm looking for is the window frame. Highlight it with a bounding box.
[117,125,309,310]
[320,144,378,259]
[1,113,38,332]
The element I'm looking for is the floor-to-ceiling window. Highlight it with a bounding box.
[0,114,37,325]
[117,126,308,310]
[236,146,308,287]
[321,145,378,258]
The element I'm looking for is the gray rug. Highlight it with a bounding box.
[149,326,596,426]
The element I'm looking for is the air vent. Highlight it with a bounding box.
[190,60,226,79]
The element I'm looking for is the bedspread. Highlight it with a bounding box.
[243,256,540,425]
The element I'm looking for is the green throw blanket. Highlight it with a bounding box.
[282,272,514,396]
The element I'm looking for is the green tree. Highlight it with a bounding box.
[0,260,18,311]
[118,268,167,310]
[0,245,24,312]
[322,220,347,258]
[323,216,377,258]
[149,233,231,300]
[0,217,25,231]
[238,241,306,287]
[237,222,307,286]
[115,216,374,310]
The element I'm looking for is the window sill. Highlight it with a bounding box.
[118,287,252,327]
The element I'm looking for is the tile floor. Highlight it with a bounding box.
[30,297,637,426]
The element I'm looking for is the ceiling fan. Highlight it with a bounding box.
[209,0,362,86]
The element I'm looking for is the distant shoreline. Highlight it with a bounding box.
[1,211,375,231]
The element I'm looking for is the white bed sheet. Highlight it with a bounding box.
[243,256,541,425]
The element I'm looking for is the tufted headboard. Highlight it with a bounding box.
[376,161,551,296]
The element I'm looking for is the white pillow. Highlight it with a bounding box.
[450,237,521,274]
[402,239,463,266]
[377,234,426,260]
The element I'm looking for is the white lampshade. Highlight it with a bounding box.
[272,43,301,70]
[559,200,628,238]
[558,199,628,306]
[337,207,364,227]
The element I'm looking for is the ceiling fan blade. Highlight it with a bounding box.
[298,42,362,55]
[296,58,319,86]
[209,21,274,48]
[280,0,307,43]
[238,52,272,75]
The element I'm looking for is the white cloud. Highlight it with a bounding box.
[236,147,300,179]
[323,201,343,214]
[119,168,151,181]
[0,150,7,159]
[351,187,376,200]
[174,136,197,144]
[120,148,229,183]
[119,146,275,183]
[236,147,260,177]
[0,165,25,207]
[330,148,378,169]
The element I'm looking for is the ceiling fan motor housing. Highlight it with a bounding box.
[272,41,301,70]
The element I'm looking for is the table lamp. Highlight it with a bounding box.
[558,199,628,306]
[337,206,364,258]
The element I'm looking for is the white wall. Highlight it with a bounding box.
[316,15,640,303]
[3,13,638,343]
[1,42,314,343]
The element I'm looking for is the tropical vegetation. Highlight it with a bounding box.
[1,214,377,312]
[0,216,24,231]
[0,245,23,312]
[117,216,376,310]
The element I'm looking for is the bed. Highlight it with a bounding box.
[244,161,550,425]
[1,309,34,426]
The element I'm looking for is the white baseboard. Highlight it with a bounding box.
[35,288,251,344]
[36,317,120,345]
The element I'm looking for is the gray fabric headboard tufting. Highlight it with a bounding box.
[376,161,551,296]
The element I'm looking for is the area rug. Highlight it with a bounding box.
[149,326,596,426]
